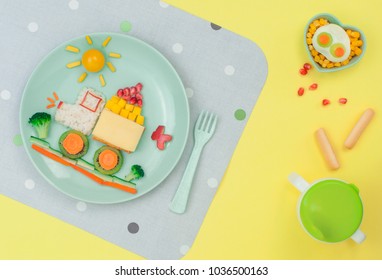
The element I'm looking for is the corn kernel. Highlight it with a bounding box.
[306,32,312,38]
[314,55,320,62]
[319,54,325,60]
[111,103,122,114]
[346,29,352,36]
[309,45,314,50]
[311,49,318,56]
[351,31,360,39]
[354,47,362,56]
[355,40,363,47]
[118,98,127,108]
[319,18,326,25]
[334,62,341,67]
[327,63,334,68]
[313,20,320,27]
[127,113,137,121]
[110,96,120,104]
[350,51,355,57]
[125,104,134,112]
[306,38,312,45]
[120,109,129,118]
[136,115,145,126]
[341,59,350,66]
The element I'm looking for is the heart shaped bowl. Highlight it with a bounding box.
[304,13,366,72]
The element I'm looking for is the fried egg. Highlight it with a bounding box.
[312,24,350,63]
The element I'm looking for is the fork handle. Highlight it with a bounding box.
[170,144,203,214]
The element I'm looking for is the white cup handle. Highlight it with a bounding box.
[288,172,310,192]
[351,229,366,244]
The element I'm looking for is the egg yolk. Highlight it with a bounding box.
[82,49,105,72]
[317,32,332,47]
[330,43,346,58]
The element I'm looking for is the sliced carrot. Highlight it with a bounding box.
[47,97,55,104]
[46,103,55,109]
[31,144,71,166]
[103,181,137,194]
[53,92,59,101]
[98,149,118,170]
[72,165,104,185]
[62,133,84,155]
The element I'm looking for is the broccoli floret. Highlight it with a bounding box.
[125,165,144,182]
[28,112,52,139]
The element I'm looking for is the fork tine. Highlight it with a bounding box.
[205,112,215,132]
[200,111,210,131]
[208,114,217,133]
[195,110,205,130]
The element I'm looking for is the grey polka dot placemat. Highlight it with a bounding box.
[0,0,267,259]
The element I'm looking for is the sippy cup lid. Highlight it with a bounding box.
[300,179,363,243]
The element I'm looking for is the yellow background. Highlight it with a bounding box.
[1,0,382,259]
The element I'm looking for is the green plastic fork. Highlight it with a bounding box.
[170,111,218,214]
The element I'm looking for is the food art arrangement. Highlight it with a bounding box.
[289,14,372,244]
[27,35,173,196]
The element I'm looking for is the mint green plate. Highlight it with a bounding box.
[20,33,190,204]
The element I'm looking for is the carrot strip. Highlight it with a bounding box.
[31,144,71,166]
[53,92,59,100]
[72,165,104,185]
[103,181,137,194]
[46,104,55,109]
[47,97,55,103]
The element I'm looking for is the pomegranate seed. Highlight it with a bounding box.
[129,97,137,105]
[339,98,348,104]
[123,87,130,96]
[137,99,143,107]
[322,99,330,106]
[117,89,123,97]
[303,63,312,70]
[299,68,308,75]
[135,83,143,92]
[122,94,131,101]
[136,93,143,100]
[130,86,137,95]
[297,87,305,96]
[309,83,318,90]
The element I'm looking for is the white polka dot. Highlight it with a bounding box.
[159,1,169,8]
[172,43,183,54]
[1,90,11,100]
[24,179,35,190]
[28,22,39,33]
[207,178,219,188]
[68,0,79,10]
[180,245,190,255]
[76,201,87,212]
[224,65,235,76]
[185,88,194,98]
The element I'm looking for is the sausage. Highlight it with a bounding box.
[315,128,340,170]
[344,108,375,149]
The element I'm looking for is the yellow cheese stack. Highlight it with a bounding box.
[105,96,144,125]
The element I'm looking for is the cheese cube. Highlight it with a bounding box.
[120,109,129,118]
[105,100,114,110]
[132,106,142,115]
[128,112,137,121]
[125,104,134,112]
[136,115,144,125]
[110,96,120,104]
[111,103,122,114]
[118,98,127,108]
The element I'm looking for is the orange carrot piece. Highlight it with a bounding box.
[62,133,84,155]
[46,103,55,109]
[98,149,118,170]
[103,181,137,194]
[53,92,59,100]
[31,144,71,166]
[47,97,55,104]
[72,165,104,185]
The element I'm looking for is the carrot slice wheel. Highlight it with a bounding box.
[62,133,84,155]
[98,149,118,170]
